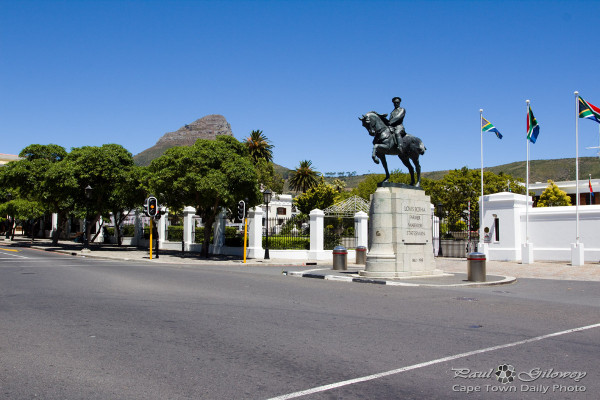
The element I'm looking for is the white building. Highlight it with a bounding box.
[529,179,599,206]
[261,193,298,234]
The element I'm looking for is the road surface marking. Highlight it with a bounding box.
[267,322,600,400]
[0,251,29,259]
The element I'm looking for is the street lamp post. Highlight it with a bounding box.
[263,189,272,260]
[436,203,443,257]
[83,185,93,250]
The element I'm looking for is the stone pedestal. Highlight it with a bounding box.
[360,184,441,278]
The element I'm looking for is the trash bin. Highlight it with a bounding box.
[356,246,367,265]
[467,252,486,282]
[333,246,348,270]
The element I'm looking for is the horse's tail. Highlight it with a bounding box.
[419,142,426,155]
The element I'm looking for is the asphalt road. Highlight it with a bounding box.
[1,247,598,399]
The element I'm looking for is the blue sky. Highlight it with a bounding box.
[2,0,600,176]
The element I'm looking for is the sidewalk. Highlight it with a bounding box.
[2,237,599,284]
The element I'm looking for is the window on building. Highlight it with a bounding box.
[277,207,286,216]
[494,217,500,242]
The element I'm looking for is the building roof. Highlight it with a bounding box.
[528,179,599,195]
[0,153,20,165]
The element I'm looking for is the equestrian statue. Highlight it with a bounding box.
[359,97,426,187]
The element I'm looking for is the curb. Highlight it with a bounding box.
[284,269,517,287]
[29,246,319,268]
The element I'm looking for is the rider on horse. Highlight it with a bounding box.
[385,97,406,153]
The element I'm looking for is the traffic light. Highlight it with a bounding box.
[148,196,158,217]
[237,200,245,221]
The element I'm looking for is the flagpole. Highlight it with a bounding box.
[526,100,530,244]
[575,91,580,244]
[480,108,484,247]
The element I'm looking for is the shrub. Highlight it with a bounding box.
[194,227,213,244]
[263,236,309,250]
[324,230,341,250]
[121,225,135,237]
[168,225,183,241]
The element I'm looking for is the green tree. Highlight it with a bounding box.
[294,180,339,215]
[109,165,148,244]
[0,198,45,240]
[244,130,283,193]
[288,160,320,193]
[351,174,385,200]
[65,144,143,243]
[40,155,78,243]
[254,158,284,194]
[537,180,571,207]
[245,130,273,163]
[147,136,261,257]
[331,178,346,193]
[0,144,73,243]
[350,170,432,200]
[426,167,524,232]
[19,144,67,162]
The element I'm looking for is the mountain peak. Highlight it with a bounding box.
[133,114,233,166]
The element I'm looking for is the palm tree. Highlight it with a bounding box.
[288,160,320,193]
[246,130,273,163]
[331,178,346,193]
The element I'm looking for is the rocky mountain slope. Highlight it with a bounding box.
[133,114,233,166]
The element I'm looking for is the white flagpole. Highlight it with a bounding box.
[575,91,580,244]
[526,100,530,244]
[480,109,484,246]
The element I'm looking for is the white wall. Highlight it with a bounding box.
[482,192,600,262]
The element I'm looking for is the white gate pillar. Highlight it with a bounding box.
[183,206,196,251]
[94,217,104,243]
[309,209,325,260]
[158,209,169,246]
[246,207,264,259]
[51,213,58,240]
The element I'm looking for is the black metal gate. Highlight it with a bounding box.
[263,215,310,250]
[437,214,479,258]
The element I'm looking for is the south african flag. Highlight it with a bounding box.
[579,96,600,124]
[527,105,540,144]
[481,117,503,139]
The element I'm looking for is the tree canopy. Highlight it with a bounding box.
[537,180,571,207]
[245,130,273,163]
[1,143,144,244]
[294,179,340,215]
[147,136,261,256]
[288,160,320,193]
[426,167,525,231]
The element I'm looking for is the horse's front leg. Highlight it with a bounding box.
[380,155,390,183]
[414,157,421,187]
[399,155,415,185]
[372,145,380,164]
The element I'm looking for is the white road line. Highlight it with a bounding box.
[267,322,600,400]
[0,252,29,259]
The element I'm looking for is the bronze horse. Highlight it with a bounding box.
[359,111,426,186]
